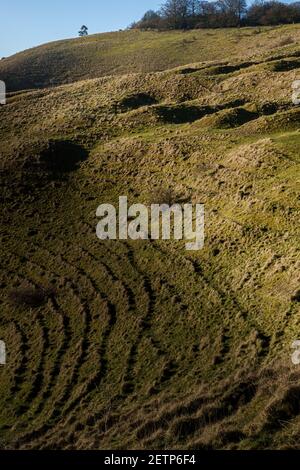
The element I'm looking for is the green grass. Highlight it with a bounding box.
[0,26,300,450]
[1,24,300,91]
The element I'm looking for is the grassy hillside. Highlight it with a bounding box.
[1,25,300,91]
[0,26,300,450]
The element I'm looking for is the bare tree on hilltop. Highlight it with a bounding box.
[132,0,300,30]
[218,0,247,27]
[161,0,190,29]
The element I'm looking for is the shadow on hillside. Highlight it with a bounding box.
[154,99,246,124]
[155,105,206,123]
[38,140,88,174]
[1,140,89,201]
[271,59,300,72]
[119,93,158,111]
[205,61,254,75]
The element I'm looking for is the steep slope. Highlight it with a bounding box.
[0,30,300,450]
[1,25,300,91]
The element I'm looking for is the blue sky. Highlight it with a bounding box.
[0,0,296,58]
[0,0,162,57]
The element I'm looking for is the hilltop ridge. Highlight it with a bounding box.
[1,25,300,91]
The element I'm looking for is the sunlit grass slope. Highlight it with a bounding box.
[0,25,299,450]
[0,24,300,91]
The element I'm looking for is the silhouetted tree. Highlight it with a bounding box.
[78,25,88,37]
[188,0,201,16]
[138,10,162,29]
[218,0,247,26]
[161,0,190,29]
[196,2,220,28]
[247,1,300,26]
[131,0,300,30]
